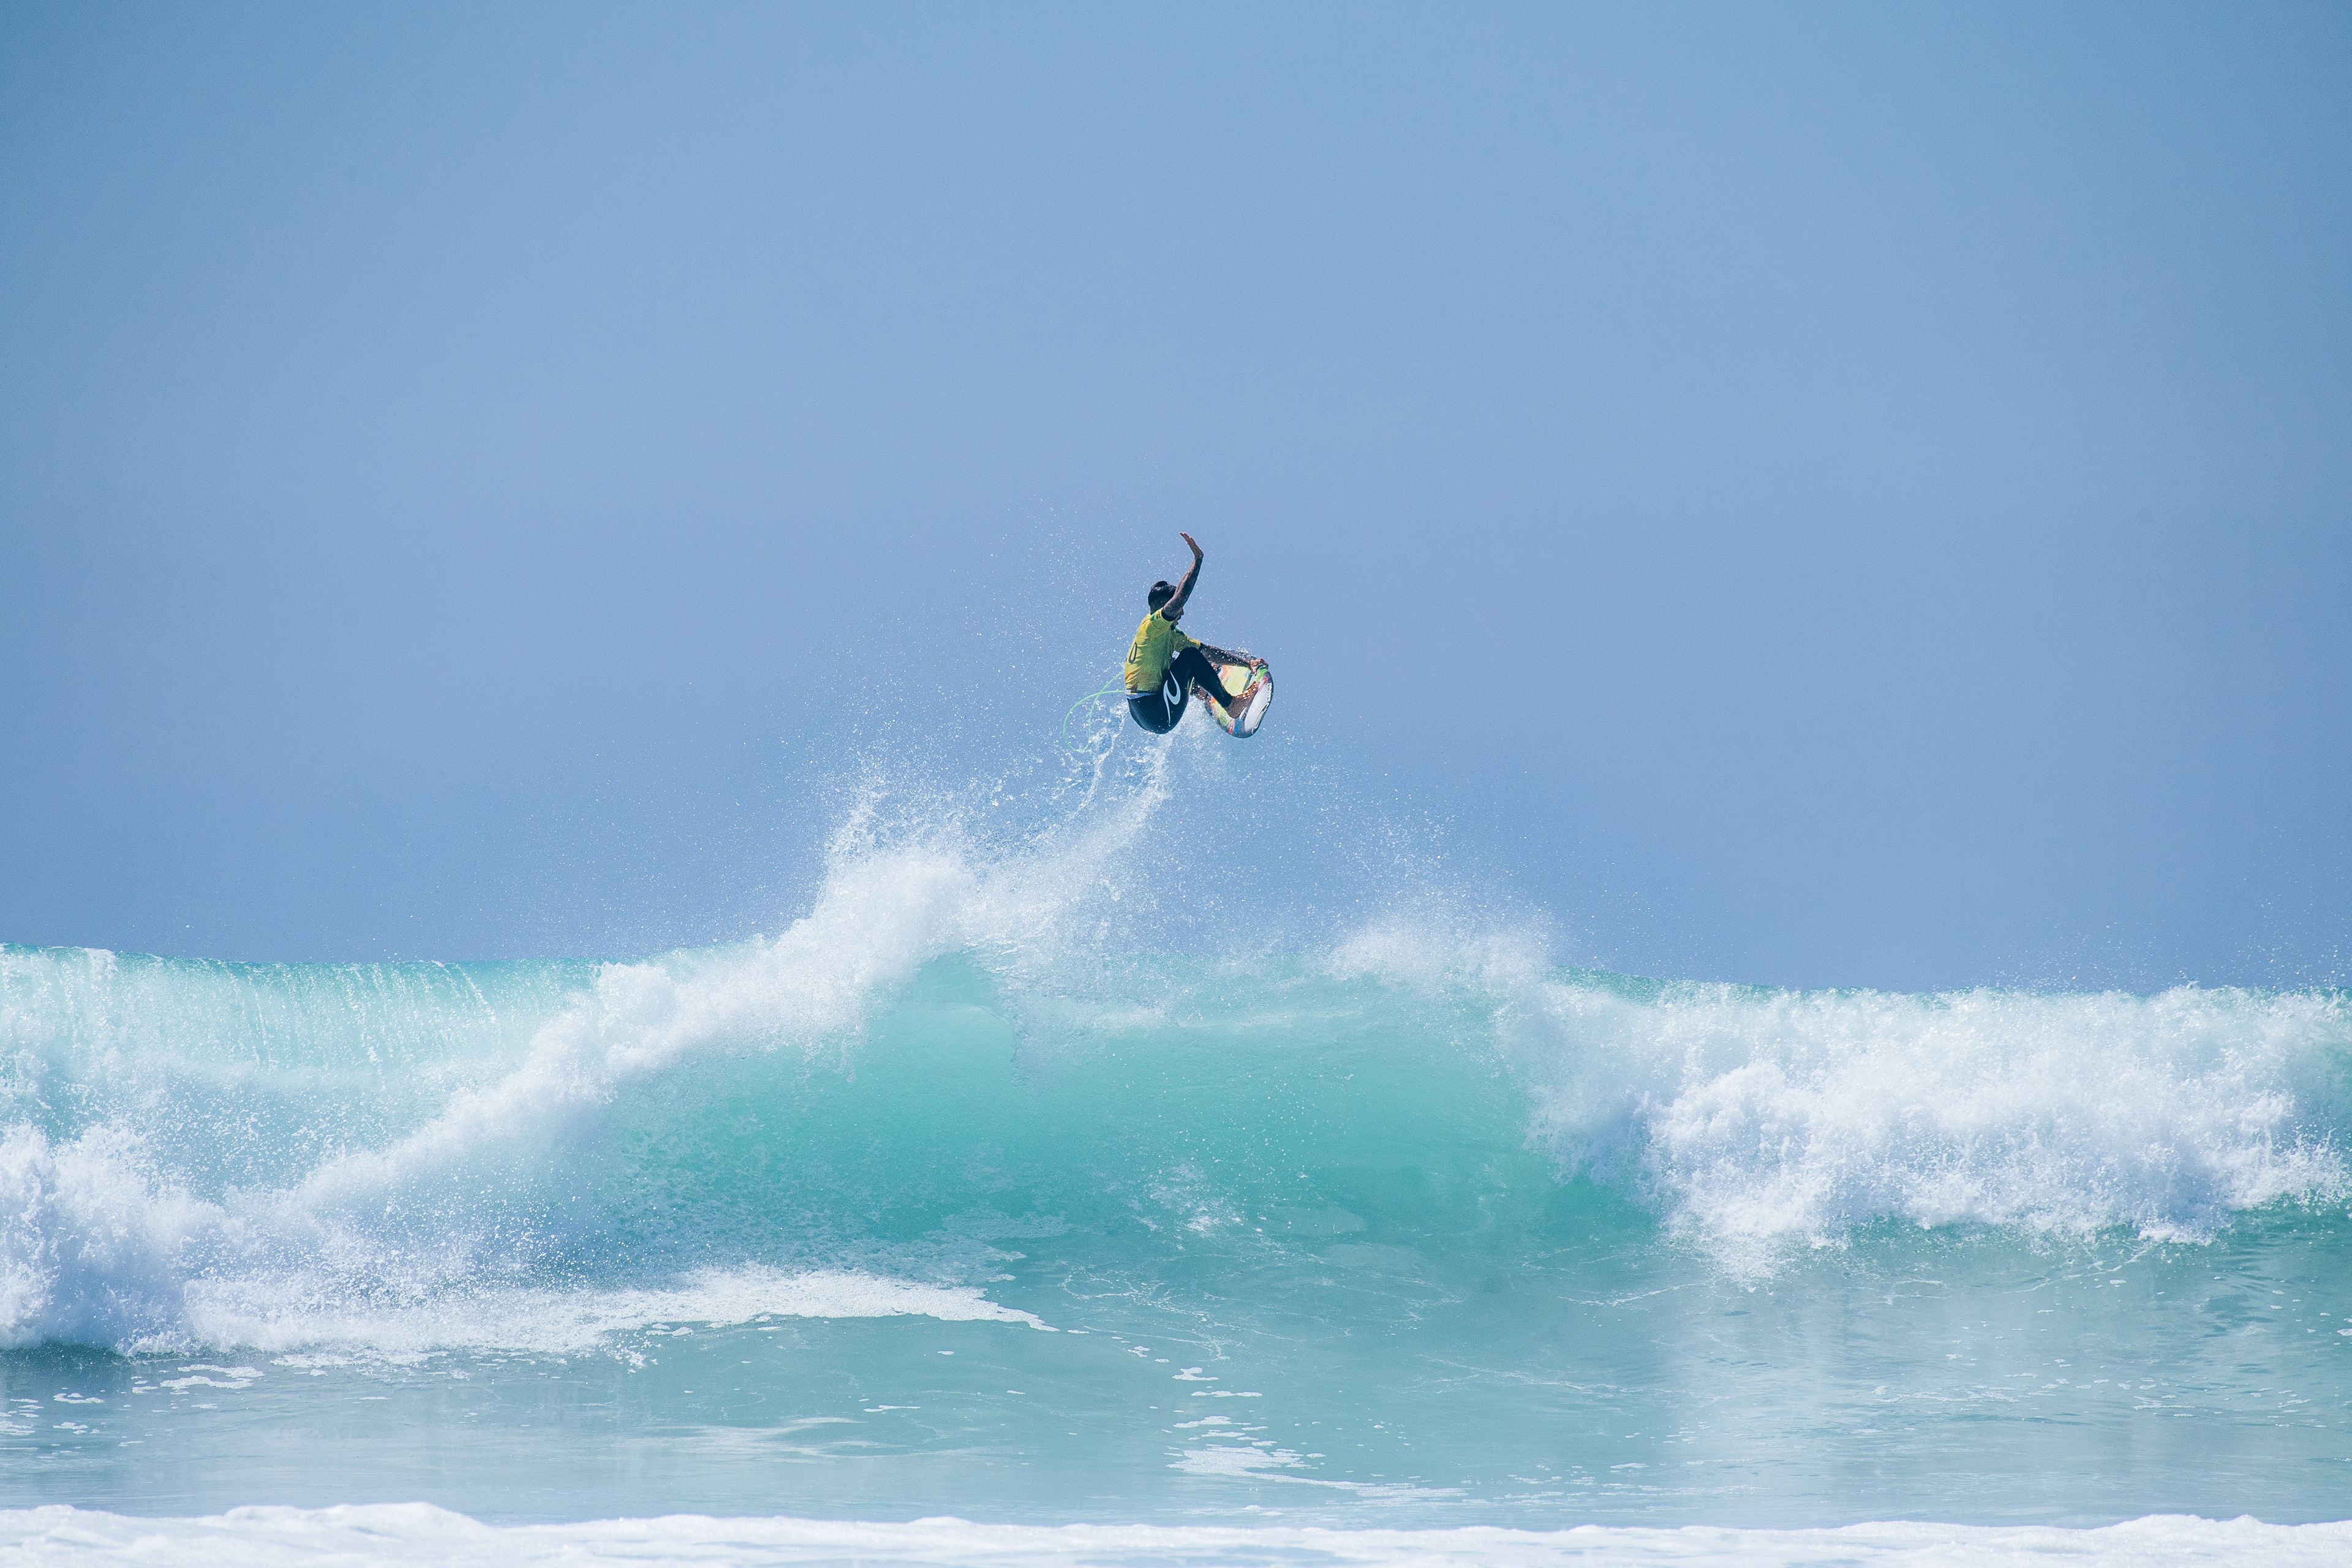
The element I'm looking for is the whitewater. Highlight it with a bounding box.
[2,722,2348,1564]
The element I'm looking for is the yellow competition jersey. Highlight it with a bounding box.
[1123,610,1199,693]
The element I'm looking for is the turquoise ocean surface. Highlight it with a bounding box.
[4,733,2350,1564]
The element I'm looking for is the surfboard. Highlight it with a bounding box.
[1204,657,1272,739]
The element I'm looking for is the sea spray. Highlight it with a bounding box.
[3,870,2348,1354]
[3,744,2350,1528]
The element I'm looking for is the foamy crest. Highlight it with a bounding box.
[0,1126,200,1350]
[0,753,1174,1353]
[1510,972,2351,1248]
[294,747,1176,1215]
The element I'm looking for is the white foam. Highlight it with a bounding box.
[0,1125,201,1351]
[190,1266,1054,1357]
[8,751,2350,1351]
[273,741,1180,1233]
[1338,916,2352,1251]
[0,754,1173,1353]
[1,1504,2345,1566]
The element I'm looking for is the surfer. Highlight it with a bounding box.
[1124,532,1264,734]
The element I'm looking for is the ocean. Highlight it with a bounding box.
[3,732,2348,1564]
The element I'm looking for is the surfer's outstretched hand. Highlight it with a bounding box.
[1161,532,1205,622]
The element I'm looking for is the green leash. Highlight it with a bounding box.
[1061,676,1125,752]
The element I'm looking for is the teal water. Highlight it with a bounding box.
[3,756,2350,1536]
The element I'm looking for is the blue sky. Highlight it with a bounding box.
[4,2,2346,990]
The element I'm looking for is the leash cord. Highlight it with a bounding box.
[1060,677,1125,752]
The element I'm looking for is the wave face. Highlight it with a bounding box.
[2,745,2350,1529]
[10,926,2340,1360]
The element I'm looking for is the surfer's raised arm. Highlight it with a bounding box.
[1161,533,1204,622]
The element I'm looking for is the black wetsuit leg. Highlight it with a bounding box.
[1167,647,1232,710]
[1128,649,1246,733]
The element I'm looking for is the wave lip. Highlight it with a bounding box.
[4,1504,2348,1566]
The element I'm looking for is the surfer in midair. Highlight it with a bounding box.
[1124,532,1264,734]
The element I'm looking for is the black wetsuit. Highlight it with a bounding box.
[1126,646,1229,734]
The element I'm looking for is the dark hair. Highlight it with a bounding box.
[1147,580,1175,611]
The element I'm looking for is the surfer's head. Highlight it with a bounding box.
[1147,581,1175,612]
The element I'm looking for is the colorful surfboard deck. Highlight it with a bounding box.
[1204,657,1272,738]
